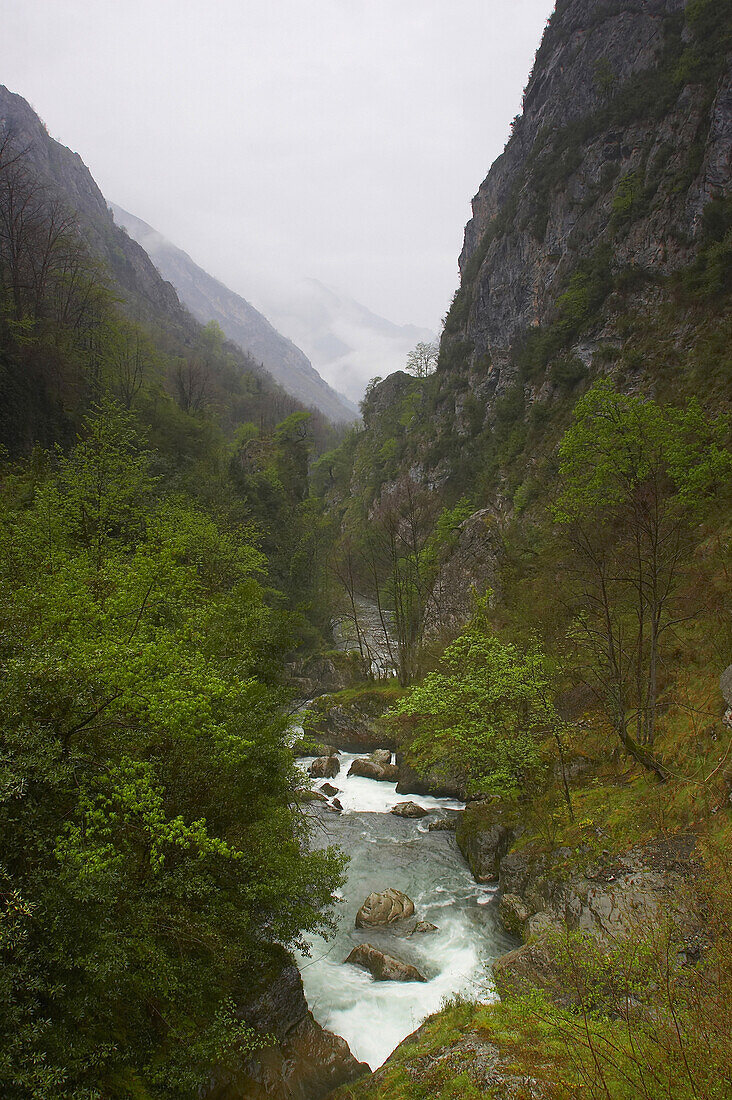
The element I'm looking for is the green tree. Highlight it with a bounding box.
[553,380,731,779]
[392,605,548,797]
[0,404,344,1098]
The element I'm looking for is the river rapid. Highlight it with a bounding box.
[295,749,516,1070]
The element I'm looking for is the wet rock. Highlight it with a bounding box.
[355,888,415,928]
[331,798,343,811]
[295,789,328,803]
[203,954,368,1099]
[319,782,339,796]
[348,757,400,782]
[390,801,430,818]
[370,749,392,766]
[428,817,459,831]
[410,921,439,935]
[456,800,521,883]
[395,756,468,801]
[308,755,340,779]
[344,943,426,983]
[303,690,398,752]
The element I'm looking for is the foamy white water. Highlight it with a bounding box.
[295,751,515,1069]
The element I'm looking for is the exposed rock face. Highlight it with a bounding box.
[303,691,397,753]
[453,0,729,386]
[494,834,703,1002]
[427,817,460,832]
[390,801,430,819]
[355,889,415,928]
[285,653,369,700]
[426,509,503,638]
[395,756,468,801]
[203,958,368,1100]
[455,801,521,883]
[291,740,340,758]
[308,756,340,779]
[344,944,426,983]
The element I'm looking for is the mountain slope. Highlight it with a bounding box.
[110,205,358,424]
[256,278,436,404]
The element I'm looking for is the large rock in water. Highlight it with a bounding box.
[344,943,426,983]
[203,955,368,1099]
[390,801,430,818]
[308,755,340,779]
[348,753,400,781]
[355,888,415,928]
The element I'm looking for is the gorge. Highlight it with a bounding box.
[0,0,730,1097]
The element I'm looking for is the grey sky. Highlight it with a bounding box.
[2,0,554,331]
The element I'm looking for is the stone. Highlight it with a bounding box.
[395,756,468,801]
[331,798,343,811]
[205,955,369,1098]
[344,943,426,982]
[370,749,393,766]
[302,690,398,752]
[456,800,520,882]
[319,782,339,796]
[348,758,400,782]
[295,789,328,803]
[391,801,430,818]
[355,888,415,928]
[428,817,459,831]
[498,893,530,938]
[410,921,439,935]
[308,755,340,779]
[291,739,340,758]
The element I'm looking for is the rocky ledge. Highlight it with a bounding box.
[203,956,368,1100]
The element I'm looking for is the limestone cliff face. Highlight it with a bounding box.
[442,0,731,397]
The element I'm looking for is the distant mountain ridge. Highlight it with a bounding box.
[110,205,358,424]
[255,278,436,404]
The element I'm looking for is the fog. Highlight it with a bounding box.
[2,0,553,336]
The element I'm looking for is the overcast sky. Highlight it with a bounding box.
[2,0,553,331]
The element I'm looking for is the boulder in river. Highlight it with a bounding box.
[428,817,459,831]
[355,888,415,928]
[308,755,340,779]
[410,921,439,935]
[370,749,392,766]
[391,801,430,818]
[344,943,426,982]
[320,782,339,796]
[348,757,400,782]
[294,788,328,803]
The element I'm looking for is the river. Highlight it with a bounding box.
[295,749,516,1070]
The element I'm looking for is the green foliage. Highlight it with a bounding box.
[392,605,548,797]
[0,403,345,1097]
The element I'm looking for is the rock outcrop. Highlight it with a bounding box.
[455,800,521,882]
[348,752,400,782]
[355,889,415,928]
[203,957,368,1100]
[344,944,426,983]
[308,756,340,779]
[303,691,397,753]
[493,833,703,1002]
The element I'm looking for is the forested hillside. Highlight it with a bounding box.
[0,85,361,1098]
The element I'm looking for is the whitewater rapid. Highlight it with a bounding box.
[295,750,515,1069]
